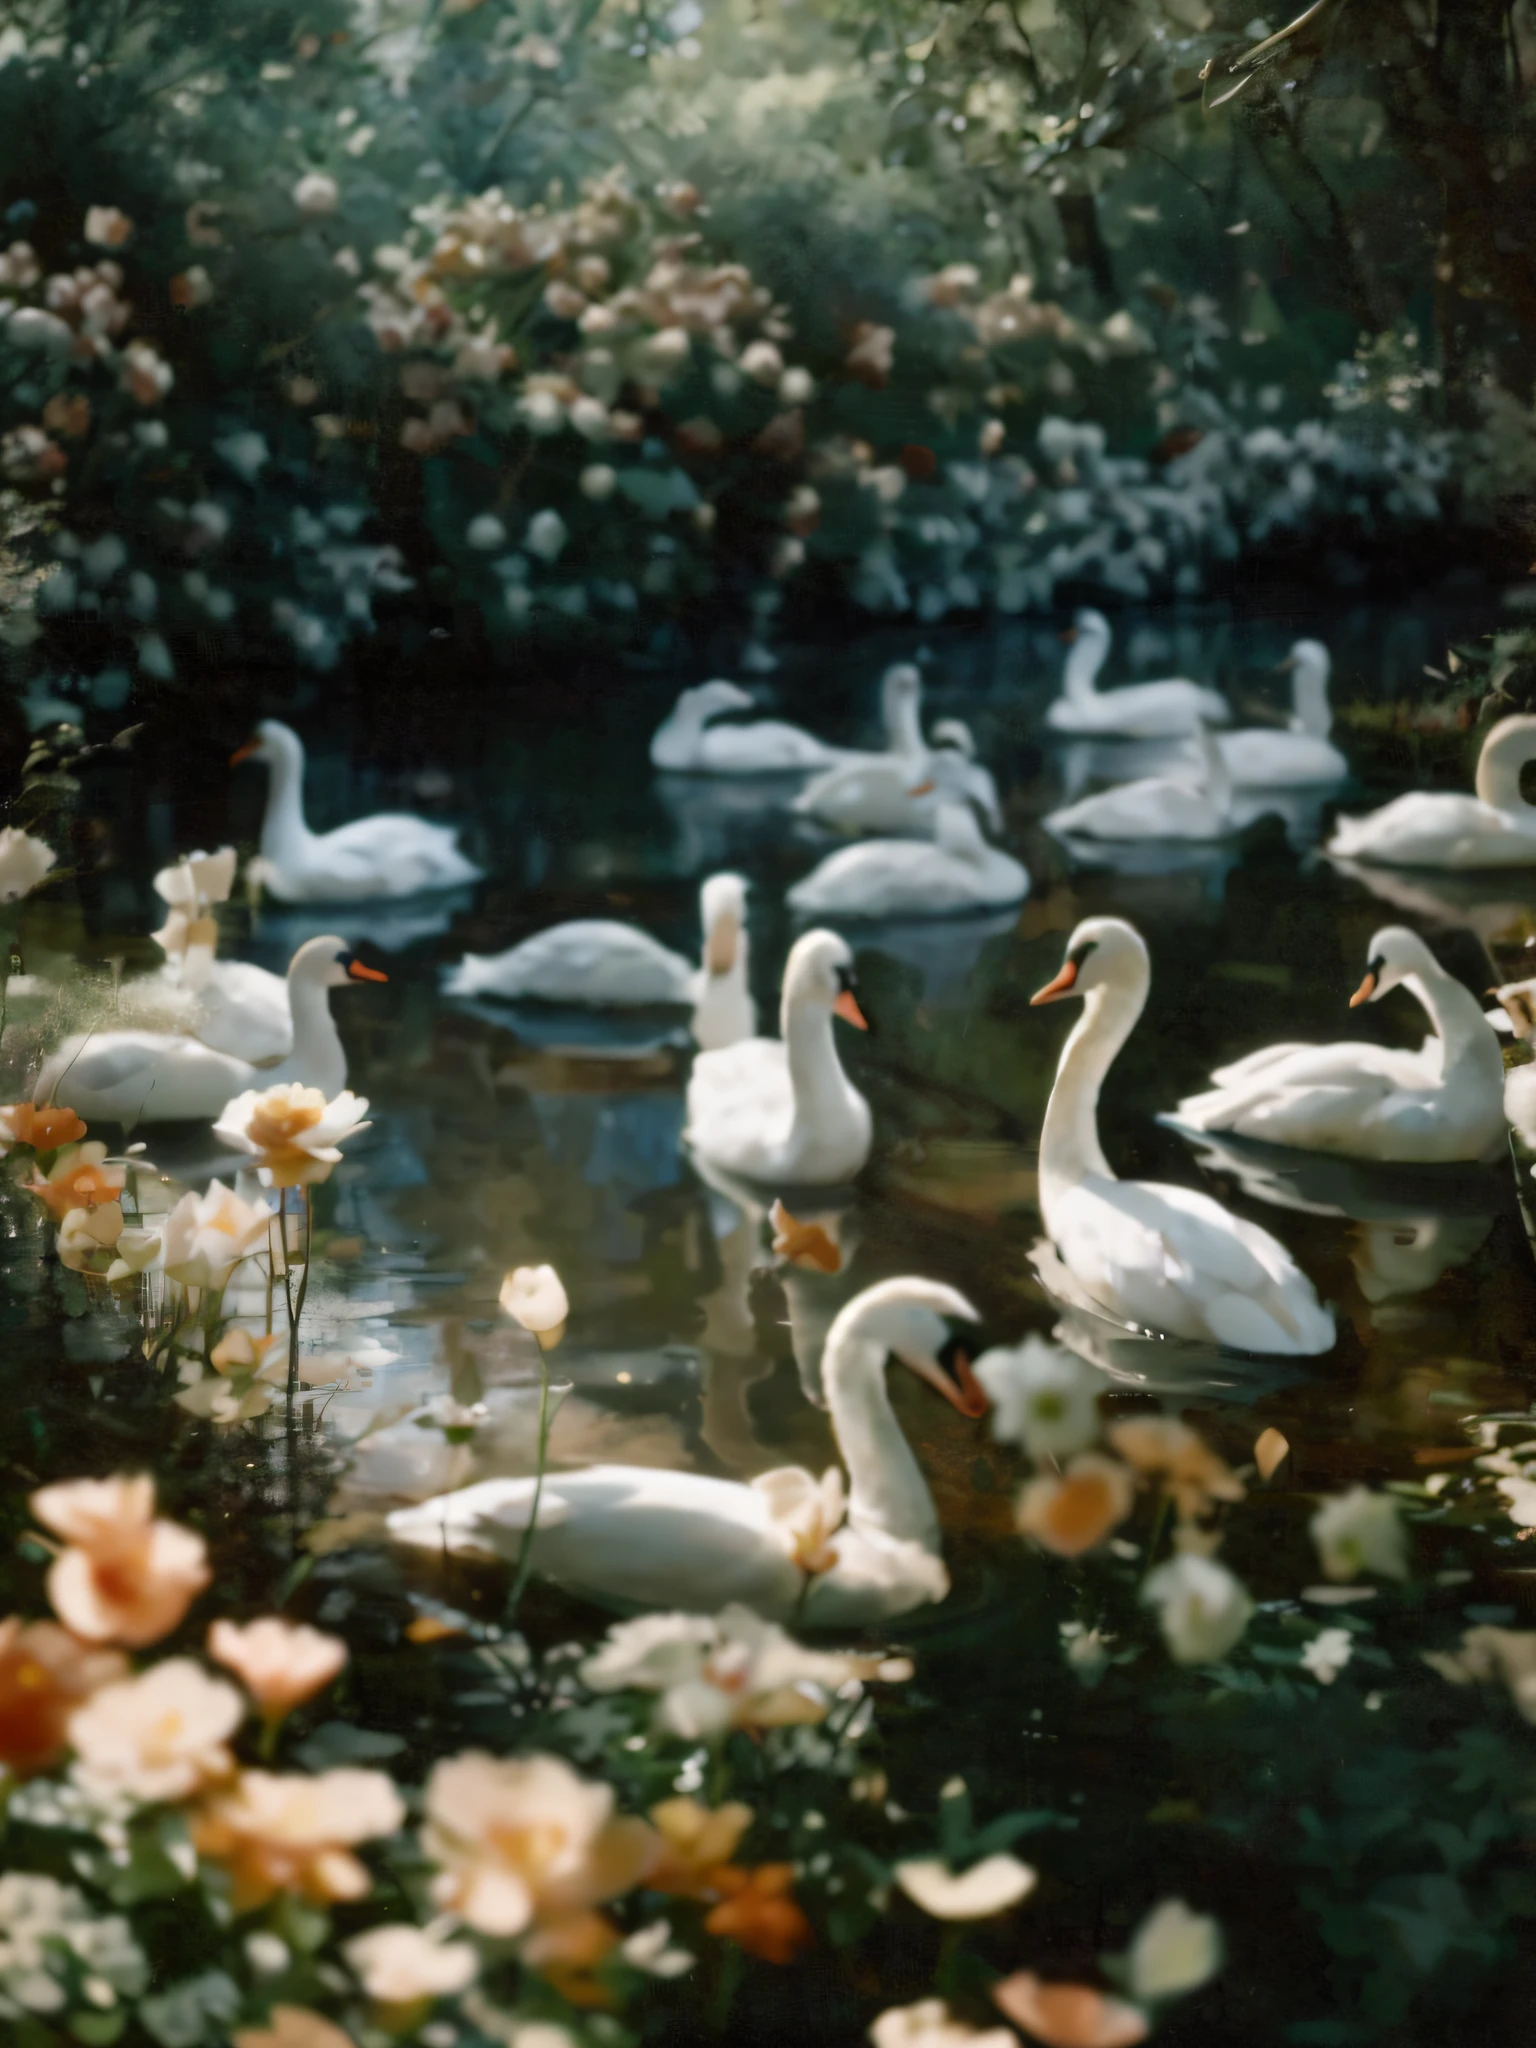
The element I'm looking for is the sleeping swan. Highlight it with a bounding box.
[1170,926,1506,1163]
[1045,609,1230,740]
[1031,916,1335,1354]
[444,872,756,1051]
[650,679,842,774]
[787,802,1029,919]
[34,936,386,1125]
[685,929,872,1185]
[233,720,483,901]
[386,1275,985,1622]
[1327,714,1536,869]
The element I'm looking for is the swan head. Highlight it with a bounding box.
[1492,976,1536,1042]
[930,717,975,761]
[1030,916,1148,1007]
[826,1275,987,1417]
[1348,926,1437,1008]
[782,928,868,1032]
[231,719,303,769]
[1279,638,1330,682]
[676,679,755,721]
[1063,608,1111,647]
[699,871,748,976]
[933,800,990,860]
[881,663,922,714]
[288,935,389,990]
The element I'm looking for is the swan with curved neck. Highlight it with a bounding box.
[1329,715,1536,869]
[385,1276,984,1621]
[685,928,872,1184]
[443,871,756,1050]
[233,720,483,902]
[1031,916,1335,1353]
[650,680,843,775]
[35,937,384,1125]
[1216,640,1347,787]
[1171,926,1506,1162]
[788,800,1029,918]
[1045,610,1231,739]
[794,671,1003,835]
[1045,723,1234,843]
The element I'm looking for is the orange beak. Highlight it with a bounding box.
[1031,960,1079,1006]
[940,1349,990,1419]
[230,739,259,765]
[833,988,869,1031]
[348,959,389,983]
[906,779,937,798]
[1058,627,1078,645]
[1348,971,1376,1009]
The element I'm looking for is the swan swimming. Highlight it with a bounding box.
[1044,724,1234,844]
[1215,640,1347,787]
[386,1275,985,1622]
[444,872,756,1051]
[685,928,873,1185]
[1170,926,1507,1163]
[1031,916,1335,1354]
[34,937,385,1125]
[233,720,484,901]
[1327,714,1536,869]
[793,668,1002,835]
[1044,610,1230,740]
[649,680,842,774]
[787,801,1028,920]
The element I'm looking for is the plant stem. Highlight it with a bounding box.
[506,1334,552,1618]
[283,1188,313,1549]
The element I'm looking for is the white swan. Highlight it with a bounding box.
[1327,715,1536,869]
[35,937,385,1125]
[793,670,1002,835]
[1490,976,1536,1149]
[118,847,292,1063]
[685,929,873,1185]
[1032,916,1335,1353]
[787,803,1029,919]
[1171,927,1506,1163]
[443,873,756,1051]
[1044,610,1230,739]
[1044,725,1234,843]
[233,721,483,901]
[1216,640,1347,787]
[649,680,842,775]
[385,1275,984,1622]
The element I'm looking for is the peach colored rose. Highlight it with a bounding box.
[993,1972,1149,2048]
[1016,1454,1134,1558]
[69,1657,242,1801]
[193,1767,403,1909]
[207,1617,347,1718]
[32,1474,210,1647]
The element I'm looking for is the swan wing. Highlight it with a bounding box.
[194,962,293,1061]
[702,720,838,772]
[37,1031,249,1121]
[1219,731,1346,786]
[309,814,481,894]
[446,921,693,1005]
[1326,794,1520,867]
[1046,777,1219,842]
[685,1038,793,1164]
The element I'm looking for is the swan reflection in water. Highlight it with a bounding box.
[653,769,811,872]
[1327,855,1534,950]
[250,884,479,957]
[1168,1124,1498,1303]
[852,906,1020,1008]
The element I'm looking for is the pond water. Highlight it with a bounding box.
[6,590,1536,2047]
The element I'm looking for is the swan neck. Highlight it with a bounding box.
[825,1336,937,1548]
[260,742,312,864]
[278,975,346,1097]
[887,694,926,756]
[1402,965,1489,1065]
[1064,635,1106,702]
[784,998,851,1133]
[1290,660,1332,738]
[1475,725,1536,813]
[1040,979,1145,1189]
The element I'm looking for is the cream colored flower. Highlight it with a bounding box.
[1126,1898,1223,2002]
[33,1473,211,1647]
[1300,1627,1353,1686]
[213,1086,370,1189]
[751,1466,846,1575]
[1107,1417,1244,1523]
[69,1657,242,1802]
[193,1767,403,1908]
[293,172,340,217]
[160,1180,273,1289]
[1309,1486,1408,1583]
[84,206,134,248]
[422,1750,655,1938]
[105,1224,163,1285]
[343,1923,478,2002]
[0,826,57,901]
[976,1338,1101,1461]
[869,2000,1015,2048]
[56,1201,124,1273]
[154,846,237,908]
[1142,1554,1253,1666]
[500,1263,568,1337]
[207,1617,347,1718]
[894,1854,1037,1921]
[1424,1624,1536,1723]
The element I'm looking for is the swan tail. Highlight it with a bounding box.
[1205,1289,1334,1357]
[387,1480,570,1554]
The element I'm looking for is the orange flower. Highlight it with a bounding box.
[521,1907,622,2005]
[1107,1418,1244,1523]
[648,1796,754,1897]
[26,1141,124,1218]
[192,1767,404,1910]
[0,1617,126,1774]
[0,1102,87,1155]
[993,1972,1148,2048]
[704,1863,813,1965]
[233,2010,355,2048]
[1016,1454,1134,1558]
[32,1473,210,1647]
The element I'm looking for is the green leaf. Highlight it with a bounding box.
[292,1721,407,1770]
